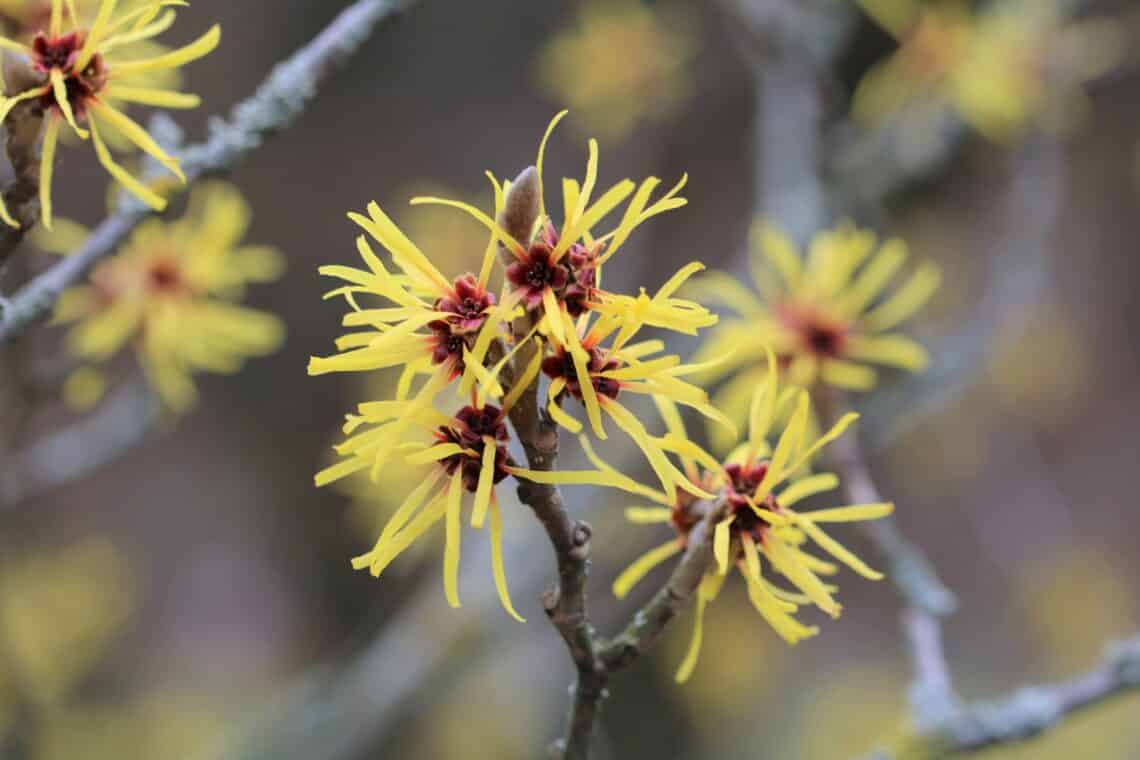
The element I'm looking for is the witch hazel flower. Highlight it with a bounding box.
[315,327,556,620]
[544,347,894,681]
[0,0,220,227]
[410,111,696,349]
[690,220,940,448]
[308,199,520,412]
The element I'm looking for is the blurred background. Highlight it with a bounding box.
[1,0,1139,758]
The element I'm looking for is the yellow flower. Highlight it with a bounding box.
[597,348,893,681]
[411,111,691,350]
[0,0,220,227]
[35,692,223,760]
[317,376,544,621]
[51,182,285,412]
[690,219,939,442]
[0,538,134,721]
[306,196,519,420]
[537,0,697,141]
[853,0,1126,141]
[0,0,185,153]
[530,279,730,498]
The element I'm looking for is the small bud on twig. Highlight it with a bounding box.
[498,165,540,256]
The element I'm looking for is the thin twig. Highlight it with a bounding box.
[599,499,726,671]
[858,137,1063,451]
[494,169,729,759]
[0,54,48,266]
[493,169,600,759]
[0,380,157,508]
[817,386,960,730]
[0,0,415,343]
[863,635,1140,759]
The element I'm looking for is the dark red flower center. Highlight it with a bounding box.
[722,461,779,543]
[505,222,603,315]
[434,274,495,333]
[429,274,497,374]
[805,323,845,357]
[563,244,600,318]
[433,405,515,492]
[32,32,107,117]
[146,257,185,294]
[506,243,568,310]
[541,344,622,401]
[777,303,851,359]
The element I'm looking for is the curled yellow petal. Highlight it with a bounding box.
[713,515,734,575]
[470,436,498,529]
[443,470,464,607]
[624,507,673,524]
[488,497,525,622]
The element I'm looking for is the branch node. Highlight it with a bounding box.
[569,521,592,559]
[543,584,561,615]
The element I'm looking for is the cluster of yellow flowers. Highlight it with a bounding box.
[308,112,940,680]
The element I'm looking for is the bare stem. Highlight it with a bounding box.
[862,635,1140,759]
[496,169,725,759]
[0,55,47,267]
[0,0,415,342]
[0,379,157,508]
[600,500,726,671]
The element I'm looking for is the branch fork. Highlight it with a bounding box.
[494,167,727,759]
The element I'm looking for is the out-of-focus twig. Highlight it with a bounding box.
[0,380,157,509]
[863,635,1140,759]
[0,0,415,342]
[818,387,960,732]
[716,0,851,242]
[859,137,1062,450]
[212,543,505,760]
[0,54,48,267]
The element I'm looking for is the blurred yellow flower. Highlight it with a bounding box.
[988,307,1089,424]
[690,220,938,447]
[0,538,134,728]
[786,664,913,760]
[49,182,285,413]
[0,0,220,227]
[0,0,159,46]
[853,0,1127,141]
[34,692,222,760]
[415,655,544,760]
[538,0,697,140]
[1018,546,1137,678]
